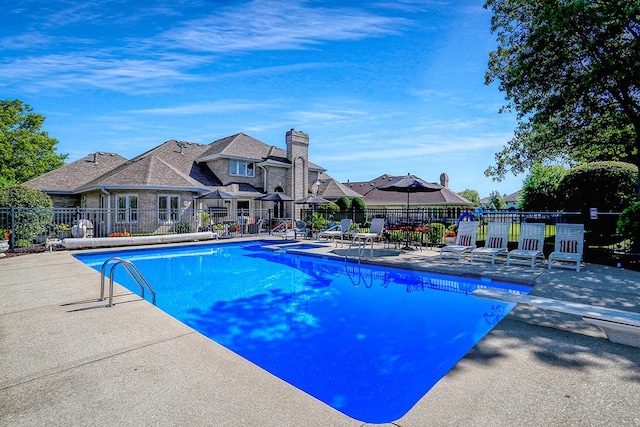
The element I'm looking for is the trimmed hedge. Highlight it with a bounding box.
[558,161,638,212]
[558,162,638,242]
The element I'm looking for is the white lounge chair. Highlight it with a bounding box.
[507,223,546,267]
[318,218,352,246]
[440,221,478,260]
[470,222,510,264]
[348,218,386,258]
[548,223,585,272]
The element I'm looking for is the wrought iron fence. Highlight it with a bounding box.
[1,206,636,270]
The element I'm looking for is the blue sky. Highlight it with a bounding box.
[1,0,524,198]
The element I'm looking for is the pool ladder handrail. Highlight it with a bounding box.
[344,234,375,263]
[100,257,156,307]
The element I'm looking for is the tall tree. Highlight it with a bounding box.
[488,190,506,209]
[484,0,640,198]
[457,189,480,206]
[0,99,67,187]
[520,163,568,211]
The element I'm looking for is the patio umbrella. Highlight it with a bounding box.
[295,195,333,205]
[198,189,237,200]
[295,195,335,222]
[256,192,294,202]
[257,192,295,229]
[378,173,440,224]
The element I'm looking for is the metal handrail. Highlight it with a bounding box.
[100,257,156,307]
[100,257,125,300]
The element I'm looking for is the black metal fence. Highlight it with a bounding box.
[1,206,636,270]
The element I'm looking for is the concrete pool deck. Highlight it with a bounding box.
[1,237,639,426]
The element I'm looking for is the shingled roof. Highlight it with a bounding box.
[23,152,127,194]
[197,133,278,162]
[76,140,220,193]
[316,173,362,199]
[344,174,473,207]
[196,132,325,171]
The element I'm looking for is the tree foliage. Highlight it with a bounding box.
[0,99,67,187]
[484,0,640,197]
[0,185,54,245]
[351,197,367,210]
[488,190,506,209]
[520,163,568,211]
[335,196,352,210]
[618,201,640,250]
[558,161,638,212]
[457,189,480,206]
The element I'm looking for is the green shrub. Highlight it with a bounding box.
[174,222,191,234]
[310,212,328,230]
[351,198,366,210]
[317,202,339,217]
[0,185,53,244]
[618,202,640,251]
[425,222,446,245]
[558,161,638,212]
[558,161,638,240]
[334,196,351,210]
[0,185,53,208]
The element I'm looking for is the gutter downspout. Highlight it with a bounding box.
[100,186,111,235]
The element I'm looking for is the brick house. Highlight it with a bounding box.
[24,129,351,235]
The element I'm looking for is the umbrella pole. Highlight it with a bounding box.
[407,192,410,225]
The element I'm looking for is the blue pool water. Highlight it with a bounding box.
[75,241,529,423]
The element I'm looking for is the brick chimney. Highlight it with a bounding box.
[440,173,449,189]
[286,129,309,202]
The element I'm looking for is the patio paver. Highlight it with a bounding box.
[1,238,639,426]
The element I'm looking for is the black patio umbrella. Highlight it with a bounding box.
[198,189,237,200]
[295,196,335,222]
[257,192,295,228]
[295,195,333,205]
[378,173,440,224]
[256,192,294,202]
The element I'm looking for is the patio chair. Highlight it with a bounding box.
[439,221,478,260]
[507,223,546,267]
[548,223,585,272]
[271,220,307,239]
[470,222,510,264]
[318,218,352,246]
[347,218,386,258]
[290,221,310,239]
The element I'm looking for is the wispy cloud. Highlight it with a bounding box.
[129,100,271,115]
[159,0,409,53]
[0,51,204,93]
[2,0,412,93]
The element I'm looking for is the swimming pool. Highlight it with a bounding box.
[75,241,530,423]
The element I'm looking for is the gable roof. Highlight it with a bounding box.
[316,173,362,199]
[504,190,522,203]
[344,174,474,206]
[197,133,286,162]
[76,140,221,193]
[196,132,325,172]
[23,152,127,194]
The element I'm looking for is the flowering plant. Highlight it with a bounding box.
[108,231,131,237]
[445,231,456,238]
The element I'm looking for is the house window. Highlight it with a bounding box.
[159,195,180,222]
[116,194,138,223]
[230,160,255,177]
